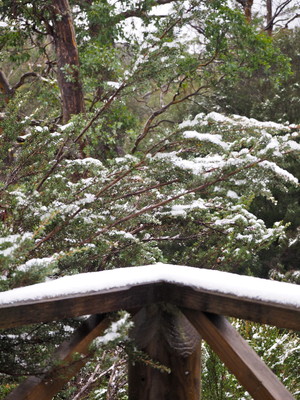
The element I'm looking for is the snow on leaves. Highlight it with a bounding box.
[0,112,299,286]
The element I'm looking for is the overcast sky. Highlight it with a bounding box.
[251,0,300,28]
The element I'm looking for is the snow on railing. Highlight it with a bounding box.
[1,264,299,400]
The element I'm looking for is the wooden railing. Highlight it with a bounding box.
[0,265,299,400]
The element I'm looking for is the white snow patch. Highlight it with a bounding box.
[106,81,122,89]
[34,126,47,132]
[180,112,291,132]
[226,190,239,199]
[0,264,299,308]
[0,233,33,257]
[77,193,96,205]
[17,257,56,272]
[179,114,204,129]
[96,314,131,344]
[65,158,103,167]
[286,140,300,151]
[170,199,208,216]
[260,161,298,185]
[182,131,229,150]
[206,112,232,123]
[59,122,73,131]
[155,152,225,175]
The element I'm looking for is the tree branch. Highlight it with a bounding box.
[35,81,127,192]
[81,157,270,245]
[276,13,300,29]
[131,82,208,154]
[12,72,39,91]
[264,0,293,32]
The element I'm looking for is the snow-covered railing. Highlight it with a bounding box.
[1,264,299,400]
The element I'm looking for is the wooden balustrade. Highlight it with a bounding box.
[0,266,299,400]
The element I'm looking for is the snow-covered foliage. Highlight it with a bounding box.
[0,112,298,289]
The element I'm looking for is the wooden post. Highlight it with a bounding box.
[128,304,202,400]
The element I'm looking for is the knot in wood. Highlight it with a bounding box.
[131,304,200,358]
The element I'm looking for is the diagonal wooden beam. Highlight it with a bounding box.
[4,314,112,400]
[183,310,295,400]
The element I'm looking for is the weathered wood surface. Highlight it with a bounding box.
[0,282,299,331]
[184,310,296,400]
[5,314,111,400]
[166,283,300,331]
[0,283,162,329]
[128,304,201,400]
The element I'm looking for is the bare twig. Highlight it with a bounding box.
[131,82,208,154]
[265,0,293,31]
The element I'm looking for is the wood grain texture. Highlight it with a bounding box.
[0,283,162,329]
[0,282,299,331]
[184,310,296,400]
[4,314,111,400]
[1,271,299,400]
[161,283,300,331]
[128,305,201,400]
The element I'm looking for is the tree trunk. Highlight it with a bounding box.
[51,0,85,123]
[128,304,202,400]
[0,70,13,104]
[244,0,253,23]
[266,0,273,36]
[236,0,253,23]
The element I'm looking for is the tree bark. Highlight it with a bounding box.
[266,0,273,36]
[244,0,254,23]
[236,0,253,23]
[0,70,13,104]
[51,0,85,123]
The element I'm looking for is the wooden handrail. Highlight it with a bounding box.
[0,282,299,330]
[1,265,299,400]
